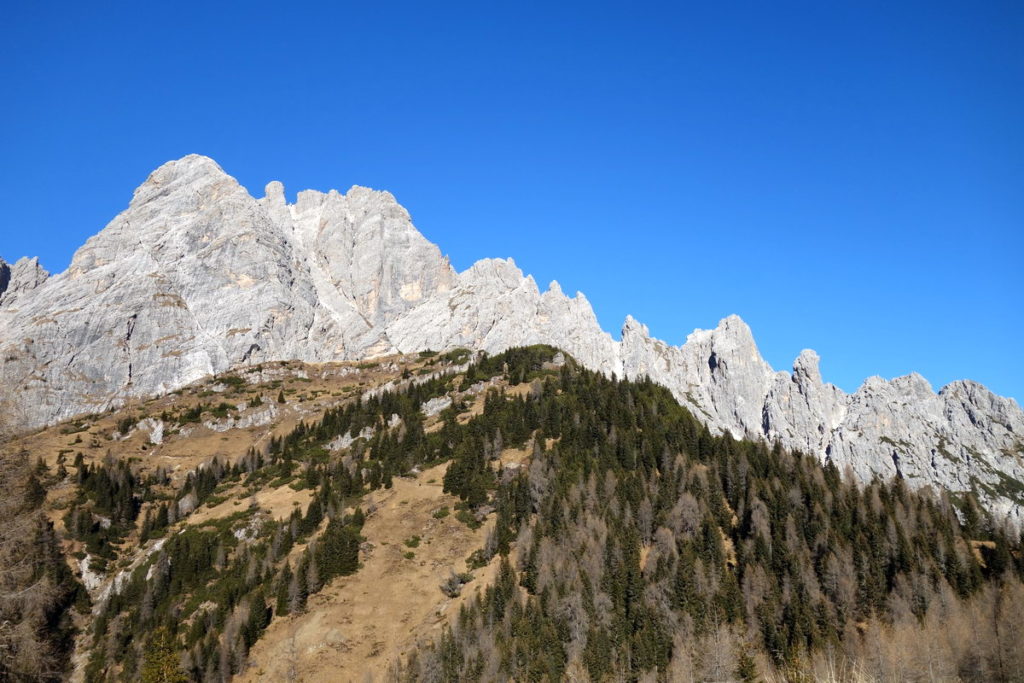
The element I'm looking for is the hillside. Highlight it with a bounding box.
[1,348,483,679]
[0,346,1022,681]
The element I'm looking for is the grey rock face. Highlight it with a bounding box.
[2,155,1022,524]
[0,256,49,308]
[385,258,621,376]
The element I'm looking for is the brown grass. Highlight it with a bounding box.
[0,351,499,682]
[240,462,500,682]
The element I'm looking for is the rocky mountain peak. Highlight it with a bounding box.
[130,153,230,203]
[260,180,291,227]
[621,314,650,339]
[890,372,936,398]
[462,257,526,288]
[2,154,1022,525]
[793,349,823,385]
[711,314,761,356]
[263,179,287,204]
[0,256,49,308]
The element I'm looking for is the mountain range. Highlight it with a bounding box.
[1,154,1021,522]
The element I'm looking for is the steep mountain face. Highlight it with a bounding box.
[1,155,1021,521]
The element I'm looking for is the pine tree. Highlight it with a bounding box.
[288,562,307,614]
[276,562,293,616]
[140,628,187,683]
[735,647,758,682]
[23,472,46,508]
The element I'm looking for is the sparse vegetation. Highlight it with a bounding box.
[217,374,246,391]
[3,346,1022,682]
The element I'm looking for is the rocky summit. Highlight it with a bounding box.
[1,155,1021,522]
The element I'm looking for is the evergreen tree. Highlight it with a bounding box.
[140,629,187,683]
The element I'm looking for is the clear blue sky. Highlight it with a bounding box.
[2,1,1021,399]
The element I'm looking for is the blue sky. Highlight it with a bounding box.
[2,1,1021,399]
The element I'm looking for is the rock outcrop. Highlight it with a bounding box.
[0,256,49,308]
[2,155,1021,523]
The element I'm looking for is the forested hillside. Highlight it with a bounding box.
[0,346,1021,681]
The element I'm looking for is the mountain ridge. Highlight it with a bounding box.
[1,154,1021,523]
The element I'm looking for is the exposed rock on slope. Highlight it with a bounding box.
[1,155,1021,522]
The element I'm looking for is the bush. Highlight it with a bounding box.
[209,402,234,418]
[466,549,489,570]
[218,375,246,391]
[455,509,482,530]
[440,571,474,598]
[440,573,463,597]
